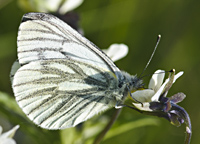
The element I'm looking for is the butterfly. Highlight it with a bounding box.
[10,12,143,130]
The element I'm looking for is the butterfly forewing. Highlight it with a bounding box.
[12,59,119,129]
[17,13,123,80]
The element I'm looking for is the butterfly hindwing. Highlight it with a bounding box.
[12,59,120,129]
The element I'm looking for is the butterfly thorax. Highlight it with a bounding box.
[116,71,143,102]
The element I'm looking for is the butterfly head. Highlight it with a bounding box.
[121,71,143,89]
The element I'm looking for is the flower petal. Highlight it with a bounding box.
[0,126,2,135]
[43,0,62,12]
[132,102,152,111]
[148,70,165,92]
[169,92,186,104]
[103,44,128,62]
[1,138,16,144]
[173,71,184,83]
[131,89,155,102]
[59,0,84,14]
[18,0,83,13]
[151,71,184,102]
[0,125,19,139]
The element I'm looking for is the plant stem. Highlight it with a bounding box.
[93,108,122,144]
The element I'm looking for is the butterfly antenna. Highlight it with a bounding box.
[139,35,161,78]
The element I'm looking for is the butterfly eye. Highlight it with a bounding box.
[118,82,123,88]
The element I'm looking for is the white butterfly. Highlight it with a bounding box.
[10,13,143,130]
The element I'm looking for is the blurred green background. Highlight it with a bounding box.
[0,0,199,143]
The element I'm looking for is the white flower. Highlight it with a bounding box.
[130,69,191,143]
[18,0,83,14]
[131,69,183,103]
[59,0,84,14]
[103,44,128,62]
[0,125,19,144]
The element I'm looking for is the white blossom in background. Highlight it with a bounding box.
[0,125,19,144]
[18,0,83,13]
[37,0,62,12]
[59,0,84,14]
[103,44,128,62]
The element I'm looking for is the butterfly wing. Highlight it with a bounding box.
[12,13,125,129]
[17,12,123,80]
[12,59,120,129]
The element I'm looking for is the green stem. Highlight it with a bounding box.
[93,108,122,144]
